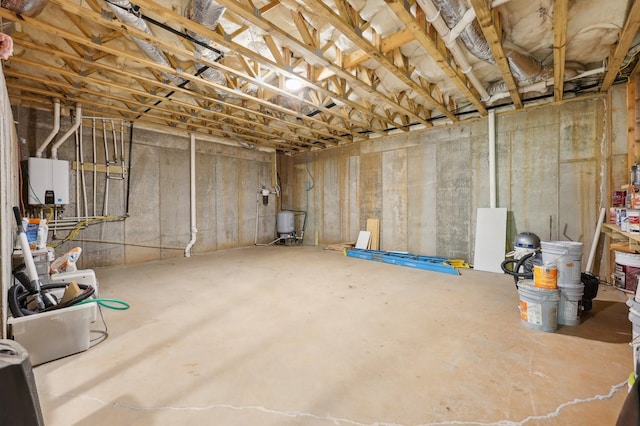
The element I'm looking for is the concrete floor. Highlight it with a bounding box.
[32,246,633,425]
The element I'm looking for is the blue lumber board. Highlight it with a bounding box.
[345,249,460,276]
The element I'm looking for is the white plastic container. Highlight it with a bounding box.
[518,281,560,333]
[541,241,583,286]
[8,303,94,366]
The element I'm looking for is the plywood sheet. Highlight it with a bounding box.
[473,208,507,273]
[366,218,380,250]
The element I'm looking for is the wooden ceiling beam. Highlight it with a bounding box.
[25,1,360,137]
[298,0,455,123]
[7,57,342,146]
[213,0,417,129]
[468,0,522,108]
[601,0,640,91]
[103,0,388,133]
[0,6,360,144]
[386,0,487,115]
[552,0,569,101]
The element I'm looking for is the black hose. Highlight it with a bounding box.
[500,252,537,289]
[8,283,96,317]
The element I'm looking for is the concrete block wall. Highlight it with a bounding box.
[279,87,627,275]
[12,107,276,268]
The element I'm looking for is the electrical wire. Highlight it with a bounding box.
[90,305,109,347]
[49,215,123,248]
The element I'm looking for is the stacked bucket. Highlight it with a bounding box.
[541,241,584,326]
[627,294,640,374]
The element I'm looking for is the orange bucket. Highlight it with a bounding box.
[533,264,558,289]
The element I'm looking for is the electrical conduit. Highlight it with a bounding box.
[51,104,81,160]
[185,133,197,257]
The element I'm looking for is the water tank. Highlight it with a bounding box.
[277,210,295,234]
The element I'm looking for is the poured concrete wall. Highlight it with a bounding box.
[280,88,627,275]
[8,86,628,275]
[0,68,19,338]
[12,108,276,268]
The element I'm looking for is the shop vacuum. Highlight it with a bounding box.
[501,232,599,312]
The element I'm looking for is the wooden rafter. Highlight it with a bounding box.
[552,0,569,101]
[601,0,640,91]
[468,0,522,108]
[0,4,360,143]
[298,0,456,123]
[8,42,346,147]
[386,0,487,115]
[214,0,423,128]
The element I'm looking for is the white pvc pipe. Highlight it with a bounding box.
[92,119,97,217]
[444,7,476,46]
[586,207,606,273]
[102,119,110,216]
[35,98,60,158]
[51,104,81,160]
[184,133,198,257]
[489,109,496,208]
[491,0,513,7]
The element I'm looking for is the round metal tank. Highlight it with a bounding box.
[277,210,295,234]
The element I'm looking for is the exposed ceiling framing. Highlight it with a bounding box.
[0,0,638,153]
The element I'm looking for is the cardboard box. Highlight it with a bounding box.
[8,303,94,366]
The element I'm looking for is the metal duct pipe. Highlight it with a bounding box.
[184,0,227,86]
[0,0,46,17]
[35,98,60,158]
[430,0,494,63]
[417,0,489,99]
[428,0,558,90]
[504,44,551,85]
[51,104,81,160]
[106,0,185,86]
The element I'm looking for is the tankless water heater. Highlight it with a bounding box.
[26,157,69,205]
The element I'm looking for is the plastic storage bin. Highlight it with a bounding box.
[8,303,94,366]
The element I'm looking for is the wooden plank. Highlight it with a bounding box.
[72,161,126,175]
[468,0,522,108]
[601,0,640,91]
[473,208,507,273]
[552,0,568,101]
[366,218,380,250]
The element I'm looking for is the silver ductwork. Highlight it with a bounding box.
[431,0,494,63]
[1,0,46,17]
[504,44,551,85]
[106,0,186,86]
[430,0,555,93]
[184,0,227,86]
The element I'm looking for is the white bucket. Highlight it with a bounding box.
[541,241,583,286]
[518,281,560,333]
[614,251,640,293]
[627,298,640,374]
[557,283,584,326]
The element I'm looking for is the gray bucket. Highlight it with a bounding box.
[557,283,584,326]
[518,282,560,332]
